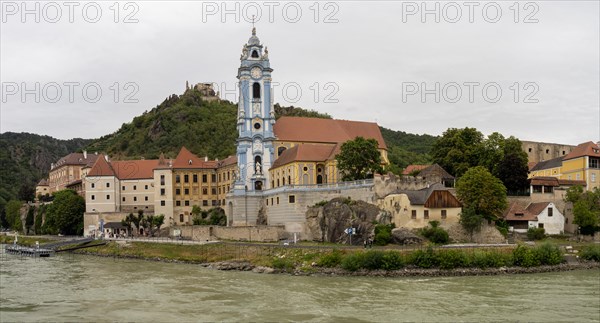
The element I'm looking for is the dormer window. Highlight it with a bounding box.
[251,50,259,58]
[188,159,193,165]
[515,212,524,217]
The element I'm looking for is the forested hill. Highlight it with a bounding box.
[86,88,436,166]
[0,132,92,205]
[86,90,239,160]
[380,127,437,172]
[84,91,332,160]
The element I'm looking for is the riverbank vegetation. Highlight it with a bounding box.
[0,235,52,246]
[70,240,600,275]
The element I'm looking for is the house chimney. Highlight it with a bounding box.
[205,156,208,162]
[50,163,54,170]
[105,155,109,162]
[83,150,87,159]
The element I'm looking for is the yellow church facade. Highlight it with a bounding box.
[268,116,389,187]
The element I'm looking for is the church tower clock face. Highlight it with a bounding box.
[251,67,262,79]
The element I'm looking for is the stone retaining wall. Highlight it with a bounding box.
[171,225,285,242]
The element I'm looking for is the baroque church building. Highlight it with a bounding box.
[82,28,389,237]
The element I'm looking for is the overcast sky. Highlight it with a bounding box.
[1,1,599,145]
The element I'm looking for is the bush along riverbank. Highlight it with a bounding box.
[69,241,600,277]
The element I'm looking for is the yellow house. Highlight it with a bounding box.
[560,141,600,191]
[169,147,236,224]
[269,117,389,186]
[528,156,563,178]
[48,151,100,194]
[270,143,340,187]
[35,179,49,198]
[377,183,462,229]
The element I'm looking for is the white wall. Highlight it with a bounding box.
[85,176,119,213]
[536,203,565,235]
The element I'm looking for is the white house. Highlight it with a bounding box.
[527,202,565,235]
[503,202,565,235]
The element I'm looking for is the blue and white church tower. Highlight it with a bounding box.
[234,27,276,192]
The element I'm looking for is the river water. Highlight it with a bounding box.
[1,250,599,322]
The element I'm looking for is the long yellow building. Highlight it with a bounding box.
[560,141,600,191]
[528,141,600,191]
[269,116,388,188]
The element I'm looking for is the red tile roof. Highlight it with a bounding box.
[558,179,588,186]
[526,202,551,216]
[563,141,600,160]
[172,147,217,169]
[273,117,387,150]
[53,152,100,168]
[217,155,238,167]
[272,144,336,169]
[111,160,160,179]
[503,202,538,221]
[87,155,115,177]
[402,165,429,175]
[528,162,538,171]
[87,155,159,180]
[36,179,49,186]
[529,176,586,187]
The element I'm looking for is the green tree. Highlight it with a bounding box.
[336,136,383,181]
[5,200,23,231]
[25,205,35,234]
[459,207,484,242]
[142,214,153,235]
[152,215,165,235]
[34,204,44,234]
[121,213,135,237]
[565,185,584,204]
[479,132,505,175]
[419,220,449,244]
[208,208,227,226]
[44,190,85,235]
[374,224,393,246]
[18,184,35,202]
[456,166,508,221]
[431,127,484,177]
[497,137,529,193]
[191,205,203,224]
[133,210,144,233]
[566,187,600,235]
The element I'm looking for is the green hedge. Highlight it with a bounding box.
[316,243,565,271]
[580,245,600,262]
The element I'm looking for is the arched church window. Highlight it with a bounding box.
[253,83,261,99]
[251,50,259,58]
[278,146,287,156]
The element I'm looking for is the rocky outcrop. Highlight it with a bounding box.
[305,197,387,245]
[391,228,423,245]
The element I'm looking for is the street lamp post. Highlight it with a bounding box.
[244,185,248,227]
